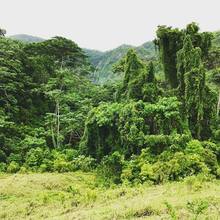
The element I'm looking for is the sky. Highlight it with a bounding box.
[1,0,220,51]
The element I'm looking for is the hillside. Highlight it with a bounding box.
[10,34,45,43]
[85,41,157,84]
[10,32,220,85]
[85,31,220,84]
[0,172,219,220]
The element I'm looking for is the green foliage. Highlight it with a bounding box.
[155,23,212,88]
[80,97,185,160]
[115,50,160,102]
[155,25,183,88]
[25,147,49,169]
[177,36,216,139]
[164,201,178,220]
[1,23,220,188]
[72,155,96,172]
[0,162,6,172]
[97,151,124,185]
[120,138,219,184]
[7,161,20,173]
[186,199,209,220]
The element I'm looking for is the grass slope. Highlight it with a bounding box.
[0,172,220,220]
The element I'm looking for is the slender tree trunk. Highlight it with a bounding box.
[52,102,58,148]
[217,89,220,118]
[56,101,60,148]
[68,131,73,145]
[51,123,56,148]
[61,56,64,70]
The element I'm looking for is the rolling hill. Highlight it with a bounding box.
[10,34,45,43]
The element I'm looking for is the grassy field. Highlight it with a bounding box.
[0,172,220,220]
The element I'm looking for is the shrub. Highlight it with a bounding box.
[0,162,6,172]
[7,153,23,164]
[0,150,7,163]
[186,199,209,219]
[97,151,124,185]
[213,129,220,142]
[72,155,96,172]
[185,140,219,175]
[19,135,46,152]
[185,140,204,155]
[53,159,72,173]
[152,153,210,183]
[7,161,20,173]
[39,159,53,172]
[200,148,218,175]
[202,141,220,161]
[121,158,141,184]
[63,149,79,161]
[140,163,155,182]
[25,147,49,170]
[19,166,28,174]
[39,164,49,173]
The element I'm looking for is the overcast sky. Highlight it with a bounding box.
[1,0,220,51]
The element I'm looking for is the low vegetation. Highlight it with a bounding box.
[0,172,219,220]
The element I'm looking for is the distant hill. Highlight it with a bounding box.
[10,34,45,43]
[9,32,220,84]
[84,41,157,84]
[85,31,220,84]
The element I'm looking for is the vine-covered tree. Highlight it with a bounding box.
[177,36,216,139]
[154,25,183,88]
[115,49,159,102]
[155,23,212,88]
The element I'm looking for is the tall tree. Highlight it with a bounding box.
[155,23,212,88]
[115,49,159,102]
[177,36,212,139]
[154,25,183,88]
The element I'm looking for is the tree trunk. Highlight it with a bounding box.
[217,89,220,118]
[56,101,60,148]
[51,124,56,148]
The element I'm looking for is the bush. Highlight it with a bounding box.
[39,159,53,172]
[97,151,124,185]
[7,153,23,164]
[185,140,204,155]
[25,147,49,170]
[202,141,220,161]
[140,163,155,182]
[0,162,6,172]
[152,153,210,183]
[7,161,20,173]
[63,149,79,161]
[121,157,141,184]
[53,159,72,173]
[0,150,7,163]
[213,129,220,142]
[185,140,219,175]
[19,166,28,174]
[72,155,96,172]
